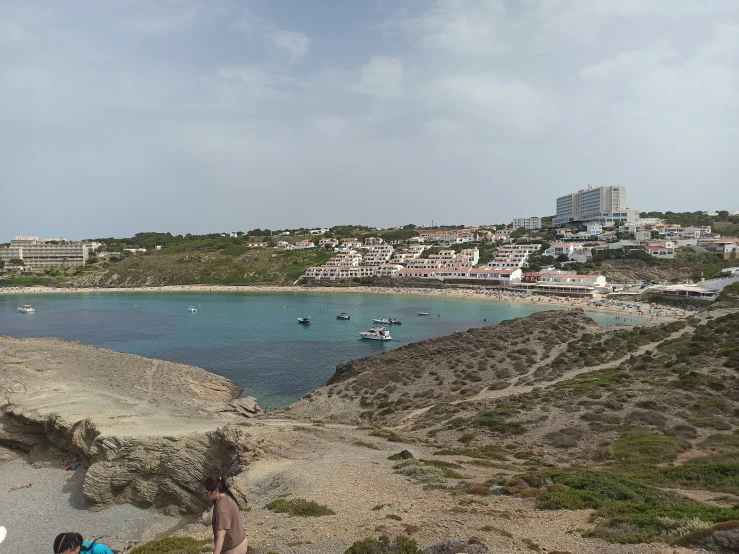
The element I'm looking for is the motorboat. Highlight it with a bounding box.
[188,306,197,312]
[372,317,402,325]
[297,316,311,324]
[417,312,430,316]
[336,313,350,320]
[18,305,35,313]
[358,327,392,341]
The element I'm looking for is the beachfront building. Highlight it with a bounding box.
[512,217,542,230]
[0,236,96,269]
[456,248,480,265]
[467,267,522,285]
[554,185,638,227]
[514,272,607,296]
[698,238,739,259]
[488,244,541,269]
[374,264,405,277]
[304,265,376,280]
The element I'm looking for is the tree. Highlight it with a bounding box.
[718,210,729,219]
[9,258,24,266]
[510,227,528,239]
[651,230,660,239]
[86,256,99,265]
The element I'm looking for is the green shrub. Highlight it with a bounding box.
[369,428,415,444]
[265,498,335,517]
[538,470,739,543]
[658,457,739,495]
[387,450,414,461]
[128,537,211,554]
[344,535,423,554]
[434,445,508,460]
[609,433,688,466]
[354,441,380,449]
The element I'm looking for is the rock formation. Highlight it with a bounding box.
[0,337,260,514]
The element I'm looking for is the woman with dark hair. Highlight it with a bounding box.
[52,533,114,554]
[202,476,248,554]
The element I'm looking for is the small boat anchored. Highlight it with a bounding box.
[359,327,392,341]
[188,306,197,312]
[372,317,402,325]
[297,316,311,325]
[18,305,35,313]
[417,312,430,316]
[336,313,350,320]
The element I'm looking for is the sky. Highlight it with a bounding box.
[1,0,738,240]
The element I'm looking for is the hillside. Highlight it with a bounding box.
[282,308,739,547]
[65,248,333,287]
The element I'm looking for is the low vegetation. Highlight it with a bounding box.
[538,470,739,543]
[344,535,422,554]
[265,498,336,517]
[127,537,211,554]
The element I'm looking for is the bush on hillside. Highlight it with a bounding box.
[264,498,335,517]
[344,534,423,554]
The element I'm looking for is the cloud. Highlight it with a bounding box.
[0,19,32,43]
[1,0,738,238]
[271,30,310,64]
[357,56,404,98]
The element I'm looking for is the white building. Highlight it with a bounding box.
[554,185,638,227]
[512,217,542,230]
[327,250,363,266]
[291,240,315,250]
[275,241,291,250]
[489,244,540,268]
[456,248,480,265]
[0,236,94,269]
[586,223,603,236]
[318,238,339,248]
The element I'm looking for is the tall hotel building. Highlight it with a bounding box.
[554,186,638,227]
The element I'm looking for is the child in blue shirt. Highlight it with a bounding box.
[53,532,115,554]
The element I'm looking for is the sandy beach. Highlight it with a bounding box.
[1,283,689,320]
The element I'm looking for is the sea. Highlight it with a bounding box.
[0,291,646,407]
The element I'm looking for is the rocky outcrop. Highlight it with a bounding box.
[673,521,739,553]
[0,337,260,513]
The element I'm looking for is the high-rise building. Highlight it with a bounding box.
[554,186,638,227]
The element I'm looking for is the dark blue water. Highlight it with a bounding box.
[0,292,641,406]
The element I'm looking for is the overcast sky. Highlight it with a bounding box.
[1,0,738,239]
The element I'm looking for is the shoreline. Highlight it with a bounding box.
[1,284,688,319]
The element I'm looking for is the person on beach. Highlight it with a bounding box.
[52,533,114,554]
[202,476,248,554]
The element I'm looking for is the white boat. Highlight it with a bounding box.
[298,316,311,325]
[336,313,350,320]
[417,312,430,316]
[373,318,402,325]
[359,327,392,341]
[18,305,35,313]
[188,306,197,312]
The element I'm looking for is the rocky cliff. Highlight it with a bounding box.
[0,337,261,514]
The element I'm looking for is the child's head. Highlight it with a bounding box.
[53,532,84,554]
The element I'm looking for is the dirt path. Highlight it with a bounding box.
[397,324,695,428]
[173,424,666,554]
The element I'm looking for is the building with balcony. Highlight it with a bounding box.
[0,236,94,269]
[512,217,542,230]
[554,185,638,227]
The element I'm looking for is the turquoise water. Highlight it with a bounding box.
[0,291,643,406]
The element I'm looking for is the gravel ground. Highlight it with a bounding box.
[0,448,180,553]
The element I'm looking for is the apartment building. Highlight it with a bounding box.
[304,266,376,280]
[326,250,363,266]
[489,244,540,269]
[405,258,445,270]
[0,236,95,269]
[318,238,339,248]
[291,240,315,250]
[554,185,638,227]
[456,248,480,265]
[512,217,542,230]
[363,245,394,265]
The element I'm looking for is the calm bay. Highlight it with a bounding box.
[0,291,644,406]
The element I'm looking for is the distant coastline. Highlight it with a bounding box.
[1,283,688,319]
